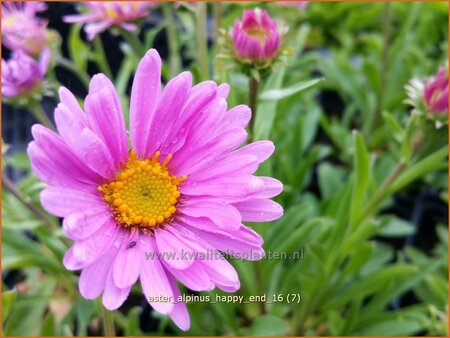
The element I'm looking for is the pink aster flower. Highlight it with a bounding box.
[2,48,50,98]
[63,2,155,41]
[2,1,49,56]
[424,67,449,115]
[27,49,283,330]
[232,9,282,63]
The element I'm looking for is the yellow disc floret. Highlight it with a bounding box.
[99,150,186,228]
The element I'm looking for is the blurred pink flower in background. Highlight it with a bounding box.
[424,67,449,114]
[2,49,50,98]
[1,2,49,56]
[27,48,283,330]
[277,1,309,9]
[232,9,281,63]
[63,2,155,41]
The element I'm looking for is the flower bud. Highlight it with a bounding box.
[232,9,282,64]
[2,49,50,98]
[424,67,448,115]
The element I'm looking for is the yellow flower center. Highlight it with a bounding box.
[99,150,186,228]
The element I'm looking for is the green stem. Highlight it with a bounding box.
[381,2,391,96]
[163,4,181,77]
[93,36,113,79]
[29,102,55,130]
[196,2,209,81]
[56,57,90,88]
[121,29,146,57]
[213,2,223,80]
[100,304,115,336]
[355,162,405,226]
[2,174,57,230]
[248,76,260,140]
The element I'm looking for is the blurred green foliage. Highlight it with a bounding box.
[2,2,448,336]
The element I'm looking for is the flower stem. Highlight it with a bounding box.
[29,102,55,130]
[93,36,113,79]
[163,4,181,78]
[2,174,57,230]
[213,2,223,81]
[100,304,115,336]
[248,76,260,140]
[56,57,90,88]
[121,29,146,57]
[196,2,209,81]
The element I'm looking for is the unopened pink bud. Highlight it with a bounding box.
[232,9,282,63]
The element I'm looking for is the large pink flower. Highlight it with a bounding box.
[232,9,281,63]
[28,49,283,330]
[1,1,49,56]
[63,2,154,41]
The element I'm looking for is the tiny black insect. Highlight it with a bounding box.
[127,241,136,249]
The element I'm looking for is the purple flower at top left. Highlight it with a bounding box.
[2,1,49,56]
[63,2,155,41]
[2,49,50,98]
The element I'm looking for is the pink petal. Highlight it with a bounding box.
[28,142,96,189]
[188,154,258,181]
[180,175,263,200]
[187,227,265,261]
[84,79,128,167]
[130,49,161,158]
[77,128,116,179]
[144,71,192,158]
[40,186,102,217]
[140,236,174,314]
[167,273,190,331]
[112,231,142,288]
[164,261,214,292]
[199,254,240,291]
[102,270,131,310]
[79,244,118,299]
[31,125,102,184]
[63,207,115,241]
[63,246,85,271]
[154,228,196,269]
[58,87,86,124]
[223,105,251,129]
[180,199,241,230]
[71,221,122,267]
[233,198,283,222]
[231,140,275,164]
[173,128,247,175]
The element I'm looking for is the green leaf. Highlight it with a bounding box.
[41,313,55,336]
[359,318,423,336]
[379,215,416,237]
[68,24,90,72]
[249,315,290,336]
[382,111,404,143]
[4,152,30,170]
[389,146,448,194]
[350,130,371,224]
[254,24,310,140]
[259,78,323,101]
[317,163,347,200]
[2,289,17,323]
[4,278,57,336]
[400,114,418,161]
